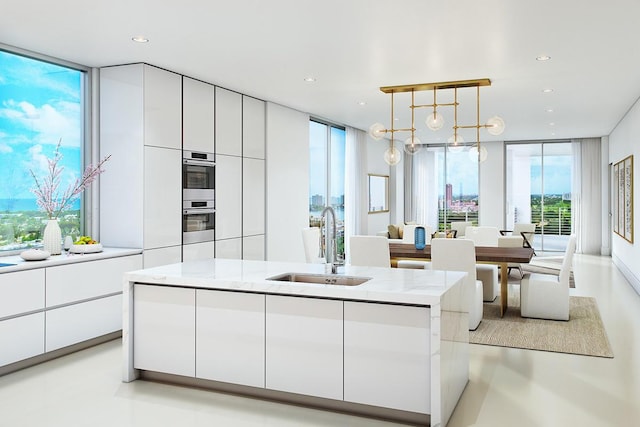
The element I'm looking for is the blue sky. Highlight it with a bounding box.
[0,50,82,203]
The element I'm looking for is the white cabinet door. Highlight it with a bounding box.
[243,158,265,237]
[0,313,45,366]
[215,154,242,240]
[143,146,182,249]
[266,295,343,400]
[143,245,182,268]
[242,96,265,159]
[196,290,265,387]
[344,302,431,414]
[182,241,215,261]
[46,255,142,307]
[46,295,122,352]
[243,235,264,261]
[0,269,44,318]
[143,65,182,149]
[215,238,242,259]
[183,77,214,153]
[133,285,195,377]
[215,87,242,156]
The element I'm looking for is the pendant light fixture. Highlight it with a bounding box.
[369,79,505,165]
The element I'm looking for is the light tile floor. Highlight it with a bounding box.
[0,254,638,427]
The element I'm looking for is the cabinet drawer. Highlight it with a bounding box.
[46,255,142,307]
[45,295,122,352]
[0,269,45,318]
[0,313,45,366]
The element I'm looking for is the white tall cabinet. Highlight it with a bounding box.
[100,64,182,268]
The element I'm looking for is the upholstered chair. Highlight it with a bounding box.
[301,227,324,263]
[520,235,576,321]
[349,235,391,267]
[450,221,472,238]
[430,238,483,330]
[464,226,500,302]
[498,235,526,277]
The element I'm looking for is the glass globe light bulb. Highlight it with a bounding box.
[468,144,488,162]
[425,111,444,130]
[403,136,422,155]
[384,146,402,166]
[369,122,387,140]
[486,116,505,135]
[447,134,465,153]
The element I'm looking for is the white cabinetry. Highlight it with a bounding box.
[143,65,182,149]
[242,96,265,159]
[100,64,182,266]
[215,154,242,240]
[143,146,182,250]
[0,269,44,318]
[143,246,183,269]
[182,241,215,261]
[45,255,141,307]
[215,238,242,259]
[183,77,214,153]
[344,301,431,414]
[242,235,265,261]
[0,313,45,366]
[265,295,343,400]
[242,157,265,237]
[133,285,195,377]
[215,87,242,156]
[196,290,265,387]
[46,295,122,352]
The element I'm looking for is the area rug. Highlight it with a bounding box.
[470,294,613,358]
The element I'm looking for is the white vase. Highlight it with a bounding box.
[43,219,62,255]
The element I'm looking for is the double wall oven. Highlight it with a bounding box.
[183,150,215,244]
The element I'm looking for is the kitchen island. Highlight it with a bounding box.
[123,259,468,427]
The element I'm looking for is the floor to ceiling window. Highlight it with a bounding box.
[309,119,345,255]
[0,48,87,253]
[409,145,479,231]
[505,142,573,252]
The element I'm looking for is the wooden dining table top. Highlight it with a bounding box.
[389,242,535,264]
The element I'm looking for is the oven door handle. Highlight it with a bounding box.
[183,158,215,167]
[183,208,216,215]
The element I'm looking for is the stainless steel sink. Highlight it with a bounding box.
[266,272,371,286]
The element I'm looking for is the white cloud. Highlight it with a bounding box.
[0,143,12,154]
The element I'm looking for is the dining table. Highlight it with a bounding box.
[389,242,535,317]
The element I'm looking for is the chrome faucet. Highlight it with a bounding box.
[319,206,342,273]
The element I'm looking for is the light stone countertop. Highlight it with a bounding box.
[125,258,466,306]
[0,247,143,274]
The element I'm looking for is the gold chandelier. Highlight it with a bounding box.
[369,78,505,166]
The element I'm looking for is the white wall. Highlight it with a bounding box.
[265,103,310,262]
[608,98,640,295]
[366,138,391,234]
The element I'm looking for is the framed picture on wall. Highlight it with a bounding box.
[613,155,633,243]
[368,174,389,213]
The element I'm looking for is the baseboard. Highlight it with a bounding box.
[612,254,640,297]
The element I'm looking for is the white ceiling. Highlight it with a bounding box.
[2,0,640,144]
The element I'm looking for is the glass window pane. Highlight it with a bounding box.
[309,121,327,227]
[0,50,83,253]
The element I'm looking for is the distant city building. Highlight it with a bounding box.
[445,184,453,208]
[311,194,324,206]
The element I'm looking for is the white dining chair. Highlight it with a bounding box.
[450,221,472,238]
[464,226,500,302]
[301,227,324,264]
[430,238,483,330]
[520,234,576,321]
[349,235,390,267]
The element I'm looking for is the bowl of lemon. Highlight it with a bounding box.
[69,236,103,254]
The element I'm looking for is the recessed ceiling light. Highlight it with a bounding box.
[304,77,316,83]
[357,101,366,106]
[536,55,551,61]
[549,122,555,126]
[546,108,554,113]
[132,36,149,43]
[542,88,554,93]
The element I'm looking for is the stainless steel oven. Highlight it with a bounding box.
[183,151,215,201]
[183,200,215,244]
